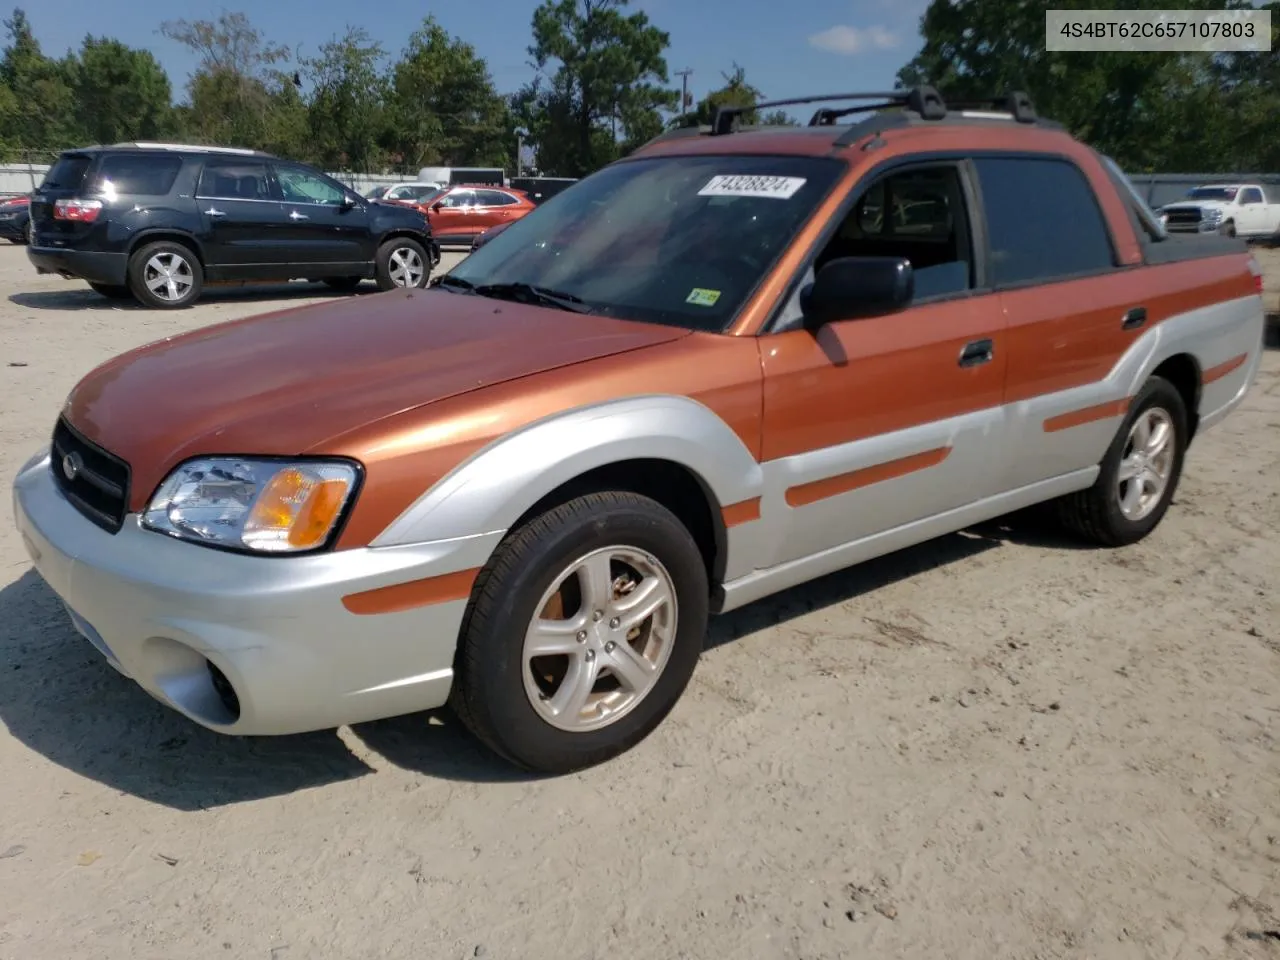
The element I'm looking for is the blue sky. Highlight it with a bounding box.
[21,0,932,119]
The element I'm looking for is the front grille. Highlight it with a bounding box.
[50,417,131,533]
[1165,207,1202,226]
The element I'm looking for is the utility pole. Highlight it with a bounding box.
[675,68,693,123]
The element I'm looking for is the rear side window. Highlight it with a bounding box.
[974,157,1115,287]
[93,154,184,197]
[478,189,517,206]
[41,154,92,191]
[197,160,274,201]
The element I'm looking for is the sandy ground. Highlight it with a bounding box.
[0,242,1278,960]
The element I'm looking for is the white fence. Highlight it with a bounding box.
[0,163,415,198]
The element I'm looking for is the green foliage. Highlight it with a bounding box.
[304,27,388,171]
[386,17,514,170]
[70,37,176,144]
[896,0,1279,172]
[520,0,678,175]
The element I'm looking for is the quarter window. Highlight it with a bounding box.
[974,157,1114,286]
[93,153,183,197]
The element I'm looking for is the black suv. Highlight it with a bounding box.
[27,143,442,309]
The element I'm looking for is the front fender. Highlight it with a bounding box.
[371,395,763,547]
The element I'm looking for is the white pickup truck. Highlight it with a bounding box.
[1158,182,1280,241]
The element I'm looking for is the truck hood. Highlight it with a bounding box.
[62,288,689,508]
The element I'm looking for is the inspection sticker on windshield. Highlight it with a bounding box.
[686,288,721,307]
[698,174,806,200]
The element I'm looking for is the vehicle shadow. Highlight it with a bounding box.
[0,568,375,810]
[0,507,1086,801]
[7,282,361,313]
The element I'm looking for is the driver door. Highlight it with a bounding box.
[271,162,371,271]
[758,160,1009,570]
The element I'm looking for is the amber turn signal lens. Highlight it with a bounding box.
[242,466,355,551]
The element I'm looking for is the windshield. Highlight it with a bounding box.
[364,186,389,199]
[1188,186,1238,202]
[442,154,845,331]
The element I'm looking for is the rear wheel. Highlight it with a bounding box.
[88,282,134,301]
[374,238,430,291]
[128,241,203,309]
[449,491,709,774]
[1057,376,1188,547]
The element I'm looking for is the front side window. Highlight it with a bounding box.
[92,153,184,197]
[1240,187,1264,205]
[440,189,476,208]
[276,165,347,205]
[974,156,1115,287]
[816,163,974,302]
[444,154,845,332]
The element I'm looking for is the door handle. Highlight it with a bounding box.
[204,207,226,218]
[289,210,309,221]
[1122,306,1147,330]
[958,338,994,367]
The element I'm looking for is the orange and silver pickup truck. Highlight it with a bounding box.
[13,88,1266,774]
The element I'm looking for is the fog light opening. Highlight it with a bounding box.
[207,661,242,722]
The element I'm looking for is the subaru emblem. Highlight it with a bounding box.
[62,452,82,481]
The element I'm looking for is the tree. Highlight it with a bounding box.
[759,109,798,126]
[160,12,303,153]
[693,63,761,126]
[386,17,514,170]
[70,37,175,144]
[523,0,678,176]
[0,8,77,153]
[304,27,388,172]
[894,0,1270,172]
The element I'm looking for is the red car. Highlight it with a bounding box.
[419,185,534,247]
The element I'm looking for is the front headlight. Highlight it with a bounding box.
[1203,208,1223,222]
[141,458,360,553]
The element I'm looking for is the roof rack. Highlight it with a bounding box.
[706,86,1037,137]
[107,141,271,156]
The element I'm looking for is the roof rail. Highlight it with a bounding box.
[709,86,947,136]
[706,87,1038,136]
[108,141,270,156]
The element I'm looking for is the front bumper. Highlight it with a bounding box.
[26,246,128,285]
[12,450,499,736]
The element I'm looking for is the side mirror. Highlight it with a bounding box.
[340,194,358,210]
[800,256,914,328]
[430,201,444,213]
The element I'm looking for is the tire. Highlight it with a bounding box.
[127,240,203,309]
[1057,376,1188,547]
[1220,220,1236,238]
[450,491,710,774]
[88,282,134,300]
[323,277,362,292]
[374,237,430,291]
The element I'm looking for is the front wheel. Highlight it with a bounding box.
[1057,375,1188,547]
[374,238,430,291]
[127,241,203,309]
[450,491,710,774]
[1220,220,1236,238]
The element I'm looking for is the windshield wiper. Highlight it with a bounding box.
[472,282,591,314]
[433,274,475,293]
